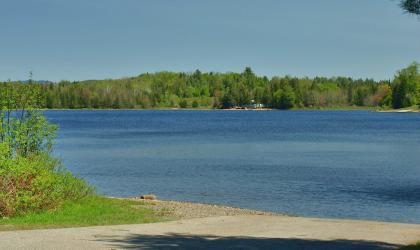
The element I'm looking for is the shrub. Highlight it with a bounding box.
[0,143,93,216]
[192,100,199,108]
[0,82,93,217]
[179,99,188,108]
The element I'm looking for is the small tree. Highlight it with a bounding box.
[0,82,56,157]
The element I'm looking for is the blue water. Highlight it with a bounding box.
[45,110,420,224]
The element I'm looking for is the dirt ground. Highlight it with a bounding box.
[1,211,420,249]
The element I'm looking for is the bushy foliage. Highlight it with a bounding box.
[272,85,296,109]
[0,143,92,216]
[0,83,92,217]
[392,62,420,109]
[179,99,188,108]
[400,0,420,15]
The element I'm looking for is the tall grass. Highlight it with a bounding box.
[0,196,163,230]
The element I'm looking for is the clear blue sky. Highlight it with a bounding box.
[1,0,419,81]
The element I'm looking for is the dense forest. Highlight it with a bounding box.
[1,63,419,110]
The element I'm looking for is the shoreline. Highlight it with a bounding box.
[39,108,420,113]
[376,108,420,113]
[132,198,420,226]
[130,198,282,220]
[40,107,382,111]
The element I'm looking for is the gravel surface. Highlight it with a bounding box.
[131,198,281,219]
[2,198,419,249]
[2,215,420,249]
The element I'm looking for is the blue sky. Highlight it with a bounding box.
[1,0,419,81]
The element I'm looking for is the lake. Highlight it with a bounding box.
[45,110,420,224]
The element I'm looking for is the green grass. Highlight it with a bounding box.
[0,196,164,231]
[400,242,420,250]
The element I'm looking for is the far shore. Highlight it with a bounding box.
[39,106,397,112]
[376,108,420,113]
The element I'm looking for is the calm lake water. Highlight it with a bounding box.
[45,110,420,224]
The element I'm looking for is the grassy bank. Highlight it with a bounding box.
[0,196,165,231]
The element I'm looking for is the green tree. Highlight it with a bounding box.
[392,62,419,108]
[400,0,420,15]
[272,85,295,109]
[221,89,234,109]
[354,88,366,106]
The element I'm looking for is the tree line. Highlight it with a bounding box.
[1,63,419,110]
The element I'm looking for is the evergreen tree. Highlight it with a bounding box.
[400,0,420,15]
